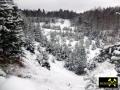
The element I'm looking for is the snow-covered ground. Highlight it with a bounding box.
[0,42,87,90]
[92,61,117,78]
[0,40,118,90]
[41,19,75,31]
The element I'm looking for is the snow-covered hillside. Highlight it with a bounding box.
[0,42,87,90]
[0,41,118,90]
[0,1,120,90]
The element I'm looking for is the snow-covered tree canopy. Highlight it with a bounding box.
[0,1,24,61]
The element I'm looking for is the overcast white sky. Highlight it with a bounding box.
[14,0,120,12]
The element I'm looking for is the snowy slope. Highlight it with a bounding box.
[0,42,87,90]
[84,60,117,90]
[92,61,117,77]
[0,41,119,90]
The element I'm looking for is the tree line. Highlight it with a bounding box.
[21,9,79,19]
[22,7,120,31]
[78,7,120,31]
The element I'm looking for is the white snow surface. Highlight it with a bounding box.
[111,56,120,60]
[113,50,120,55]
[92,61,117,77]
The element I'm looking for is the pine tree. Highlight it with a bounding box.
[0,1,24,62]
[65,40,87,75]
[73,41,87,74]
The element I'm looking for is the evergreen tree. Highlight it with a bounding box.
[73,41,87,74]
[65,40,87,75]
[0,1,24,61]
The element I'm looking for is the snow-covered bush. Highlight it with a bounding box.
[24,40,35,53]
[36,52,50,70]
[0,69,6,77]
[84,75,98,90]
[42,51,49,61]
[87,61,97,71]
